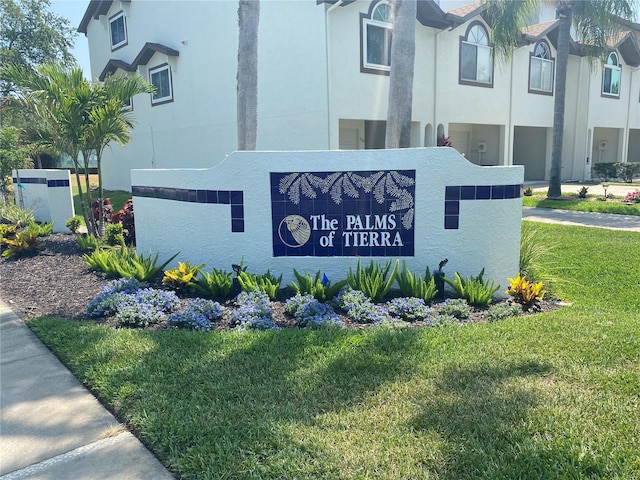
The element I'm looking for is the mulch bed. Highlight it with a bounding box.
[0,233,559,328]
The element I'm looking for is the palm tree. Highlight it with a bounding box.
[82,74,154,235]
[2,63,93,223]
[237,0,260,151]
[1,63,152,234]
[485,0,636,198]
[385,0,417,148]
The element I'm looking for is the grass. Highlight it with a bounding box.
[28,223,640,479]
[70,175,131,219]
[523,193,640,216]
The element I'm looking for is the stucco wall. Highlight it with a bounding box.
[12,169,75,232]
[131,148,524,290]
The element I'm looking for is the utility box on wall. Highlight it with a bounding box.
[12,169,75,233]
[131,148,524,288]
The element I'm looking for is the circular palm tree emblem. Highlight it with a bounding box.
[278,215,311,248]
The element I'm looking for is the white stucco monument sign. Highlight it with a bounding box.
[132,148,524,287]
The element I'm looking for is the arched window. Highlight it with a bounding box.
[362,2,393,73]
[602,52,621,97]
[460,23,493,86]
[529,41,554,94]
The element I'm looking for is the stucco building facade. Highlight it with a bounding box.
[79,0,640,190]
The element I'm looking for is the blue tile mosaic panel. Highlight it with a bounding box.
[444,183,522,229]
[132,186,244,232]
[270,170,415,257]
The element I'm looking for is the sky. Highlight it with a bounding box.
[49,0,92,78]
[49,0,640,81]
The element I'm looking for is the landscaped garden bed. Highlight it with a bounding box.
[0,232,558,329]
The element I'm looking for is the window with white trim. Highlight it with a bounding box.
[460,23,493,85]
[529,42,554,94]
[149,64,173,105]
[109,11,127,50]
[362,2,393,72]
[602,52,621,97]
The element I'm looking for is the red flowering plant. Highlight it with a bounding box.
[623,191,640,204]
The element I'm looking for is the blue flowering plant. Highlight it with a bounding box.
[86,278,179,328]
[229,290,280,330]
[168,298,225,331]
[285,293,343,329]
[388,297,432,322]
[336,289,390,324]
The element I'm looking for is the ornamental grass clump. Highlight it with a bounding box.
[443,268,499,307]
[290,270,348,302]
[168,298,225,331]
[284,293,342,329]
[229,290,279,330]
[396,262,438,302]
[336,289,390,324]
[388,297,432,322]
[347,259,399,302]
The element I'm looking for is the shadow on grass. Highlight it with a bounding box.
[408,360,609,479]
[29,319,425,478]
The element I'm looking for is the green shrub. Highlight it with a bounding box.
[617,162,640,183]
[396,261,437,302]
[593,163,618,182]
[66,216,82,234]
[76,234,103,252]
[193,267,234,301]
[578,186,589,199]
[347,259,399,302]
[437,298,471,320]
[104,223,125,247]
[485,303,522,322]
[290,269,347,302]
[443,268,499,307]
[33,221,53,237]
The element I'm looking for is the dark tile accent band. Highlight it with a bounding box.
[12,177,47,185]
[12,177,70,187]
[444,184,522,230]
[132,186,244,233]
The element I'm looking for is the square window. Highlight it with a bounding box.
[109,12,127,50]
[149,64,173,105]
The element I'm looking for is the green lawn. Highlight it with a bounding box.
[29,223,640,479]
[523,194,640,216]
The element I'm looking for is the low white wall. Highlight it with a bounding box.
[132,148,524,291]
[12,169,75,233]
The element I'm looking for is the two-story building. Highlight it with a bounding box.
[79,0,640,190]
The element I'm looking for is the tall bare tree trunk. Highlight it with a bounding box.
[548,2,572,198]
[385,0,416,149]
[237,0,260,151]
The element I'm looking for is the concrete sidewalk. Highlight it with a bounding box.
[522,207,640,232]
[0,301,175,480]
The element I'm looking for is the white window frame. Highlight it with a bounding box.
[459,23,493,86]
[602,52,621,98]
[109,11,127,51]
[529,42,554,94]
[362,2,393,73]
[149,64,173,106]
